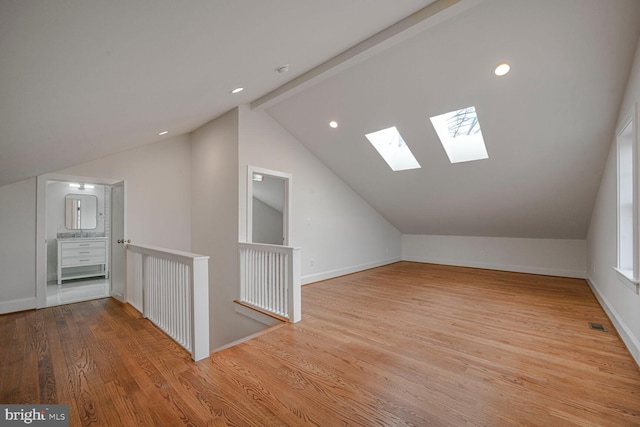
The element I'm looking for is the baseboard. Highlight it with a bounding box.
[301,257,401,285]
[402,255,585,279]
[213,322,286,353]
[586,277,640,367]
[0,297,36,315]
[234,302,283,326]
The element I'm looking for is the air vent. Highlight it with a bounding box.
[588,322,608,332]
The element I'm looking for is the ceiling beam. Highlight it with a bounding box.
[251,0,486,111]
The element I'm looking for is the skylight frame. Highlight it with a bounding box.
[430,106,489,164]
[365,126,421,172]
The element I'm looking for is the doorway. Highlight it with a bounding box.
[246,166,291,246]
[36,174,126,308]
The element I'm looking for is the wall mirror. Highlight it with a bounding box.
[247,166,291,246]
[65,194,98,230]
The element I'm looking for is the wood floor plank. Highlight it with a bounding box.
[2,262,640,426]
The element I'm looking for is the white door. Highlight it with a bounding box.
[110,182,126,301]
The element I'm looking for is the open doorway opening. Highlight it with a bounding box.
[36,174,126,308]
[247,166,291,246]
[46,180,109,306]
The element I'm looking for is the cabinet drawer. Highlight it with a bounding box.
[61,241,107,250]
[61,255,106,267]
[62,248,104,257]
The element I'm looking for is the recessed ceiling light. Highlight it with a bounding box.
[231,87,244,94]
[494,62,511,76]
[329,121,338,128]
[275,64,289,74]
[158,130,169,136]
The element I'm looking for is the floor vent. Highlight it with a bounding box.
[589,322,608,332]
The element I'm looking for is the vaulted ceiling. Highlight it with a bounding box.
[2,0,640,239]
[0,0,433,186]
[266,0,640,238]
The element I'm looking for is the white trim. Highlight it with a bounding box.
[0,297,36,315]
[301,257,401,285]
[586,277,640,368]
[213,322,286,353]
[234,302,282,326]
[616,104,638,280]
[613,267,640,293]
[40,173,122,187]
[402,255,585,279]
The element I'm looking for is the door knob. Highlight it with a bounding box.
[117,239,131,244]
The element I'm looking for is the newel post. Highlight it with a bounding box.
[191,256,210,361]
[288,248,302,323]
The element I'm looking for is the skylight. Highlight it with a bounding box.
[430,106,488,163]
[365,126,421,171]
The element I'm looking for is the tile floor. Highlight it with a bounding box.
[46,278,110,307]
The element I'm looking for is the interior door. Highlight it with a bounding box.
[110,182,126,301]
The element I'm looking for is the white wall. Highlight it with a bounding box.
[191,108,266,350]
[0,178,37,314]
[239,106,402,284]
[0,136,192,314]
[403,235,586,278]
[587,36,640,366]
[252,197,283,245]
[57,135,192,251]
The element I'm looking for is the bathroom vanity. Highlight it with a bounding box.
[57,237,109,284]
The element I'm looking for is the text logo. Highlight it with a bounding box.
[0,405,68,426]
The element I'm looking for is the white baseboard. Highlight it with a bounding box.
[213,322,286,353]
[0,297,36,315]
[586,277,640,367]
[301,257,401,285]
[234,302,282,327]
[402,255,585,279]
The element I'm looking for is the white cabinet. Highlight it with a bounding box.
[57,238,109,284]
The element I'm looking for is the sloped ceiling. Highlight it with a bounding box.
[0,0,434,186]
[4,0,640,240]
[266,0,640,239]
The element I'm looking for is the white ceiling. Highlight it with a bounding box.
[3,0,640,240]
[0,0,434,186]
[266,0,640,239]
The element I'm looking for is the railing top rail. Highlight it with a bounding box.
[127,243,209,264]
[238,242,301,253]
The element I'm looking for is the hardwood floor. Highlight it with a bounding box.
[2,262,640,426]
